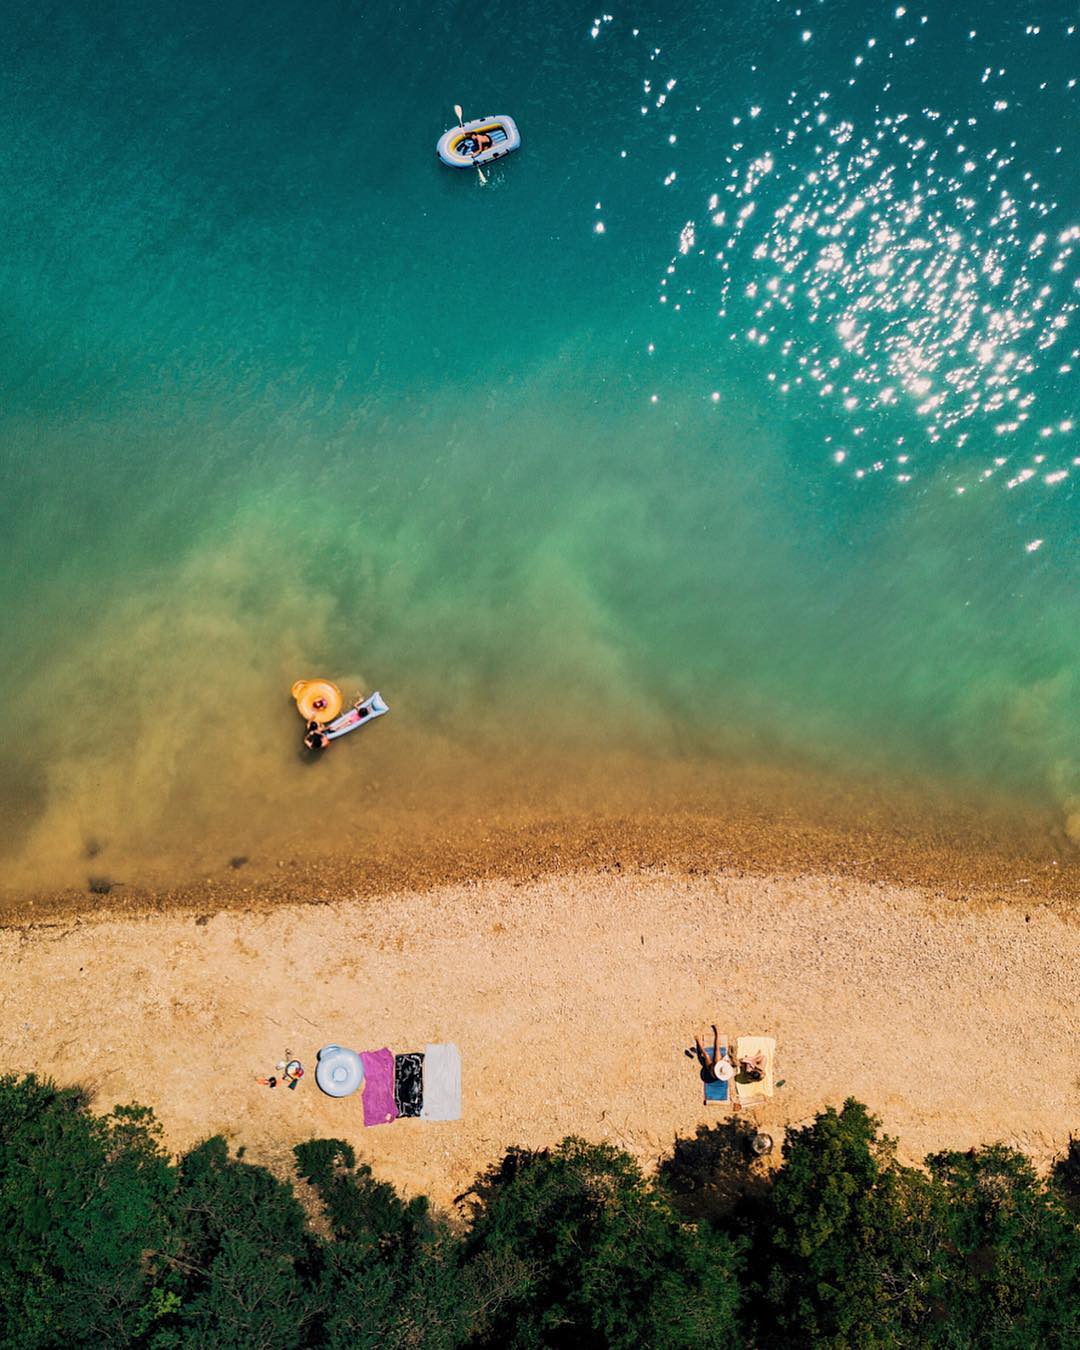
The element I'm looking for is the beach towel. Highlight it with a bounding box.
[359,1049,398,1126]
[394,1052,424,1117]
[421,1043,461,1121]
[704,1041,731,1104]
[734,1036,776,1106]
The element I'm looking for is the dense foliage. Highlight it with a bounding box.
[461,1136,743,1347]
[0,1075,1076,1348]
[761,1100,940,1344]
[0,1075,174,1348]
[294,1137,470,1348]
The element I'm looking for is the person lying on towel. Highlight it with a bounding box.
[693,1025,734,1085]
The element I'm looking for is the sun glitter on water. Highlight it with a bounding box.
[593,6,1079,529]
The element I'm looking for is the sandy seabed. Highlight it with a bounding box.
[2,867,1076,1207]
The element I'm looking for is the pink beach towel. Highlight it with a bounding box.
[359,1049,398,1126]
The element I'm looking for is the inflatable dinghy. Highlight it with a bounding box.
[324,690,389,741]
[437,115,520,168]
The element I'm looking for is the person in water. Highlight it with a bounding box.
[304,720,330,751]
[304,695,371,750]
[693,1025,734,1085]
[332,697,371,730]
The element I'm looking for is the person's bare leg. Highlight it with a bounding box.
[693,1035,708,1070]
[711,1024,719,1064]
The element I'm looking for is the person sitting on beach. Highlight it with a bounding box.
[693,1025,734,1084]
[739,1050,766,1081]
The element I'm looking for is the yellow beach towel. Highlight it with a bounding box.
[734,1036,776,1106]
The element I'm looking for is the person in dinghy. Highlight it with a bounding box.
[304,690,389,751]
[461,130,493,156]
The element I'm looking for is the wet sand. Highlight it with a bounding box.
[2,866,1076,1207]
[4,748,1078,922]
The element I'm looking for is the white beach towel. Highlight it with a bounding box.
[421,1042,461,1120]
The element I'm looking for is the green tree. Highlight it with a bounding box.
[0,1073,175,1349]
[294,1138,470,1349]
[1051,1134,1080,1218]
[6,1075,1076,1350]
[160,1135,317,1348]
[925,1144,1080,1348]
[462,1135,744,1349]
[761,1098,937,1347]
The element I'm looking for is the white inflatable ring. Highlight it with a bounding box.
[315,1044,364,1098]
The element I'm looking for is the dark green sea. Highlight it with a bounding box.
[2,0,1077,888]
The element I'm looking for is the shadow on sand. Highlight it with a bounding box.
[658,1119,775,1223]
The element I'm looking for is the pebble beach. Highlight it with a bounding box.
[3,856,1076,1205]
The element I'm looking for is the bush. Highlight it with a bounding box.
[925,1144,1080,1348]
[160,1135,317,1347]
[295,1137,471,1348]
[1,1075,1076,1349]
[1051,1135,1080,1217]
[0,1074,175,1349]
[761,1098,939,1347]
[462,1136,744,1348]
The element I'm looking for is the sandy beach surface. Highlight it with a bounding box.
[2,867,1076,1207]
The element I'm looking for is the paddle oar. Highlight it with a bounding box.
[453,104,487,185]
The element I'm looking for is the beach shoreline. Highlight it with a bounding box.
[4,748,1078,924]
[3,863,1076,1208]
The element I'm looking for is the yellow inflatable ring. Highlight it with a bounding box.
[292,679,343,722]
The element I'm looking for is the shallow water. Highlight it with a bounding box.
[2,1,1078,887]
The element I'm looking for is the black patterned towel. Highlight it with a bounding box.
[394,1052,424,1117]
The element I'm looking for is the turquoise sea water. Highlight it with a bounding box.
[2,1,1078,884]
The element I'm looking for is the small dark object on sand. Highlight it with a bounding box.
[87,876,114,895]
[83,837,103,859]
[229,855,249,869]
